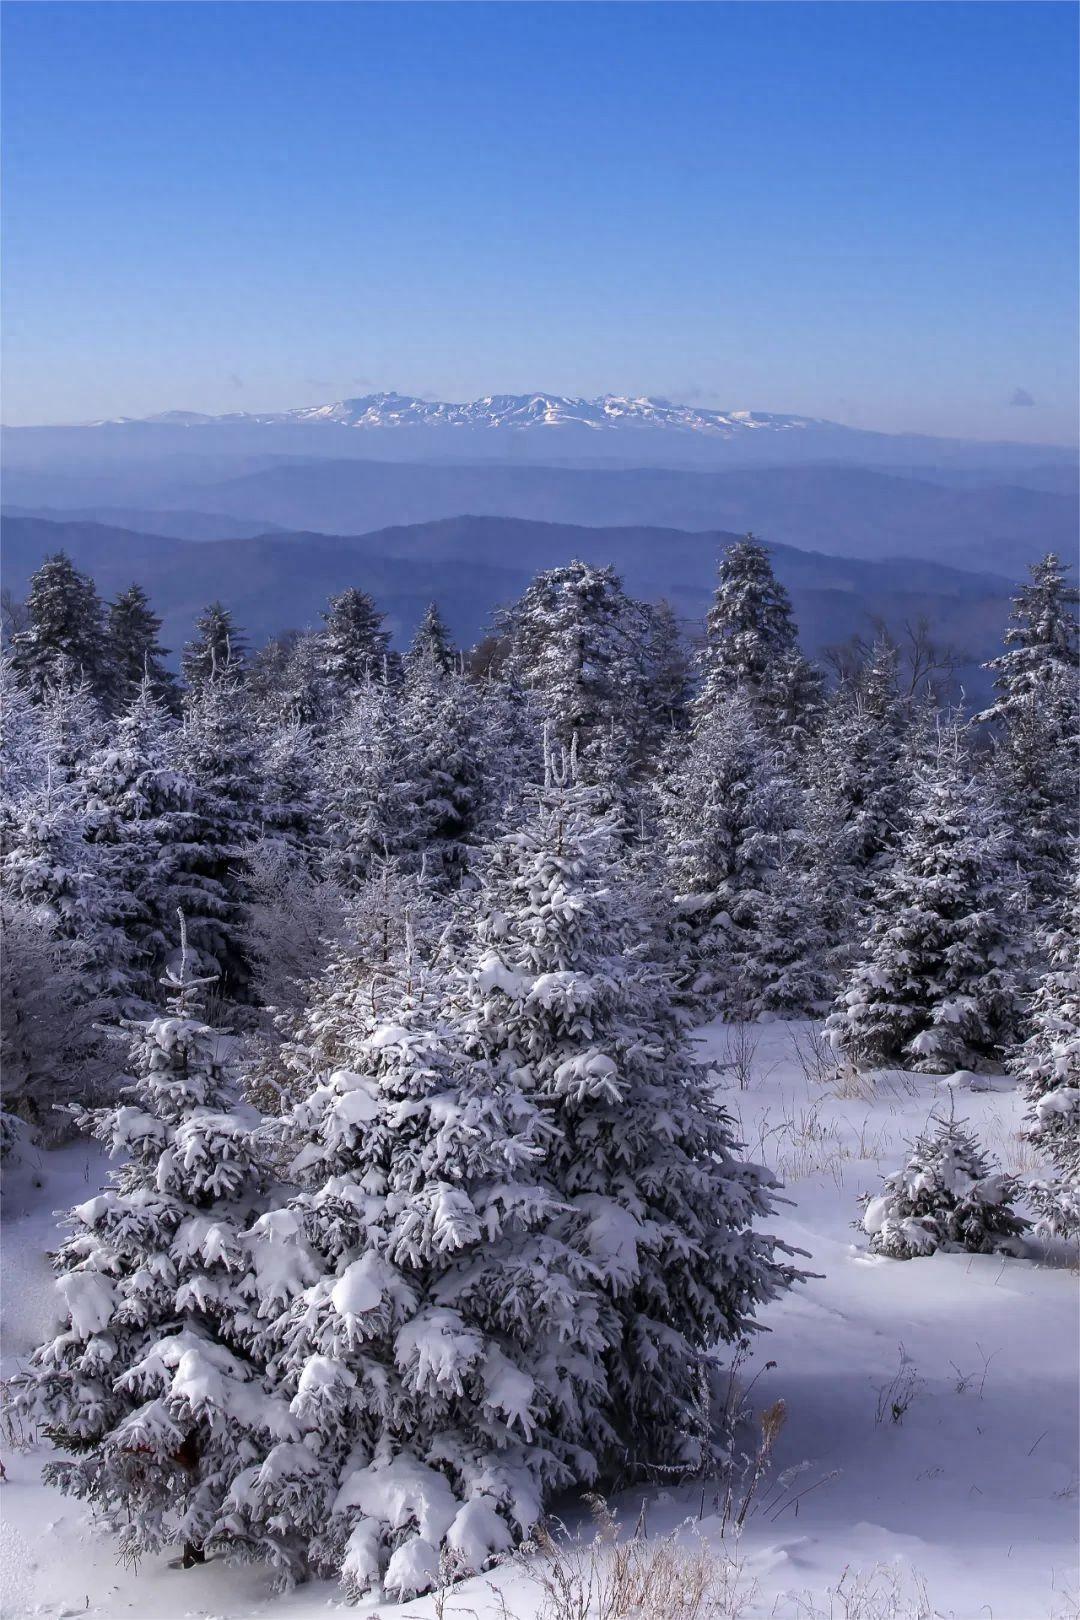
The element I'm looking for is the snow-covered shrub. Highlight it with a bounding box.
[861,1114,1028,1260]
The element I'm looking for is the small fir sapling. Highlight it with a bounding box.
[861,1110,1028,1260]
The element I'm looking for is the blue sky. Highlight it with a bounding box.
[2,2,1076,441]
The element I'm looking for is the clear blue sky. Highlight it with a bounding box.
[2,1,1076,441]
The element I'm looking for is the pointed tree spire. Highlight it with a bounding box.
[181,602,247,690]
[106,582,178,712]
[405,601,456,677]
[321,587,391,694]
[11,552,109,702]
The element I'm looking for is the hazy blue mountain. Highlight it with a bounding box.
[156,459,1073,577]
[3,512,1020,702]
[1,505,286,542]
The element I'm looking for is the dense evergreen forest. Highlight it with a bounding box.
[1,538,1076,1599]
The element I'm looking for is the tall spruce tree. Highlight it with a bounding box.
[321,587,392,695]
[801,644,914,980]
[406,601,456,677]
[696,537,823,747]
[248,630,335,731]
[82,677,192,1001]
[979,553,1079,916]
[11,553,109,702]
[660,691,823,1017]
[106,583,178,713]
[2,672,141,1028]
[12,938,290,1570]
[170,674,262,993]
[181,602,246,690]
[828,727,1025,1072]
[400,652,487,888]
[450,757,800,1480]
[321,681,420,892]
[499,561,653,791]
[642,599,693,741]
[1011,875,1080,1239]
[0,898,101,1139]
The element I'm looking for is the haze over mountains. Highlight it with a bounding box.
[3,510,1025,705]
[4,390,1073,707]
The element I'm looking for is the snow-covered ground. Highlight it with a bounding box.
[2,1021,1076,1620]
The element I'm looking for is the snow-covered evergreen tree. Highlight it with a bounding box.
[11,552,109,702]
[321,587,392,695]
[982,552,1079,715]
[400,653,486,888]
[862,1112,1028,1259]
[450,757,800,1480]
[979,553,1079,916]
[33,659,108,774]
[660,691,824,1017]
[106,583,178,713]
[181,602,247,690]
[12,934,290,1569]
[257,857,442,1113]
[248,630,335,731]
[321,680,419,891]
[801,645,914,979]
[0,898,100,1139]
[81,677,193,1001]
[641,599,692,742]
[698,537,797,702]
[243,839,347,1023]
[221,938,608,1597]
[406,601,456,677]
[170,674,262,993]
[258,718,325,862]
[696,537,822,748]
[473,678,546,839]
[1011,876,1080,1239]
[828,727,1025,1072]
[0,654,49,824]
[1,697,140,1030]
[499,561,653,791]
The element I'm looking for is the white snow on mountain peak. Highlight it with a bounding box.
[97,391,827,437]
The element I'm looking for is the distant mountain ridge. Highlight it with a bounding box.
[2,511,1021,704]
[93,458,1064,580]
[6,391,1072,473]
[88,392,836,437]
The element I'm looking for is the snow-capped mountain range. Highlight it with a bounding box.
[97,391,824,437]
[9,391,1071,477]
